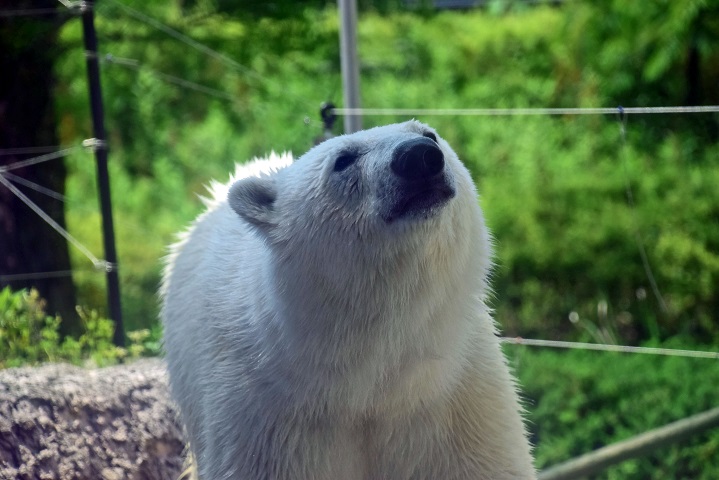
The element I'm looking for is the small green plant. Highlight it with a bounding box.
[0,287,160,368]
[126,327,165,358]
[0,287,64,368]
[74,306,125,366]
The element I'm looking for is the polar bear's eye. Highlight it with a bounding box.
[333,153,358,172]
[423,131,438,143]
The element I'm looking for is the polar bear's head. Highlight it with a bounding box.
[227,120,490,347]
[228,120,477,242]
[227,121,488,307]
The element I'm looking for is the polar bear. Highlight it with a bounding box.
[161,121,536,479]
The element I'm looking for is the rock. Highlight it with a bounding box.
[0,359,185,480]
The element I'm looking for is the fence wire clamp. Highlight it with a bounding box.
[82,138,107,151]
[616,105,628,141]
[101,54,140,67]
[320,102,337,131]
[616,105,627,124]
[102,53,119,64]
[315,102,337,143]
[58,0,87,14]
[78,1,93,14]
[94,260,117,273]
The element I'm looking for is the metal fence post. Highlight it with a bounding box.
[80,2,125,346]
[338,0,362,134]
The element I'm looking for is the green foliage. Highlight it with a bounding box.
[51,1,719,343]
[127,326,163,358]
[0,287,66,368]
[480,123,719,341]
[507,344,719,478]
[0,287,158,368]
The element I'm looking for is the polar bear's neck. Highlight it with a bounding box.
[258,207,493,414]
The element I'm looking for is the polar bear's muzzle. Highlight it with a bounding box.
[381,136,456,223]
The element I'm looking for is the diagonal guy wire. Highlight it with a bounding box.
[0,173,105,269]
[103,0,264,82]
[101,53,240,102]
[0,146,83,173]
[1,171,66,201]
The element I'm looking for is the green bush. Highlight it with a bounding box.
[0,287,159,368]
[508,344,719,479]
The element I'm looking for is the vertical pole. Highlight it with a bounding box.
[338,0,362,134]
[80,3,125,346]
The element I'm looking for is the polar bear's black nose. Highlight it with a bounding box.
[391,137,444,181]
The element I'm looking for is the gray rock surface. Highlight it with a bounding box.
[0,359,185,480]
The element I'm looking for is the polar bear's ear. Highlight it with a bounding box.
[228,177,277,232]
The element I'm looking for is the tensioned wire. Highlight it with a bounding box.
[0,146,84,173]
[0,7,70,17]
[501,337,719,360]
[99,0,314,109]
[101,0,263,81]
[0,173,106,270]
[0,146,65,156]
[0,171,66,201]
[0,270,75,282]
[99,54,239,102]
[333,106,719,116]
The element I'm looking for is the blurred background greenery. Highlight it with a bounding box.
[3,0,719,476]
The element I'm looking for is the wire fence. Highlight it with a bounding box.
[0,142,108,274]
[0,171,107,271]
[501,337,719,360]
[332,105,719,116]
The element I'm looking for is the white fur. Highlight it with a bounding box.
[161,121,536,479]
